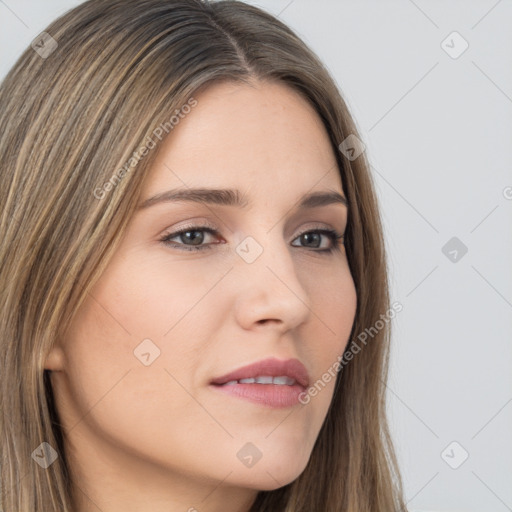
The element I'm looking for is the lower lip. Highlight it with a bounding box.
[209,383,306,408]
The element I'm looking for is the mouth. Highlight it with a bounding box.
[209,357,309,408]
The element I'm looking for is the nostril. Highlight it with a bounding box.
[257,318,279,325]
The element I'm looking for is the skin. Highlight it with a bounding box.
[45,79,357,512]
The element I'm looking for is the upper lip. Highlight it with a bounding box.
[210,357,310,388]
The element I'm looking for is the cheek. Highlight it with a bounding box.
[59,288,209,468]
[94,250,229,340]
[303,257,357,354]
[297,260,357,406]
[58,252,223,434]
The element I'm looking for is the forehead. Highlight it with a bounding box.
[143,80,343,200]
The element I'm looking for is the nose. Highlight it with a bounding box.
[232,234,312,333]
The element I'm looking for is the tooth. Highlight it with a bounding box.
[254,376,274,384]
[224,380,238,386]
[273,376,295,385]
[233,376,296,385]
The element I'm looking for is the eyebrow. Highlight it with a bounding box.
[137,188,348,210]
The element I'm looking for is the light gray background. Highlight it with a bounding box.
[1,1,511,511]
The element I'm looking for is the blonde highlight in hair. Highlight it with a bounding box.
[0,1,407,510]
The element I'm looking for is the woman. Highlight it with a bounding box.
[0,0,407,510]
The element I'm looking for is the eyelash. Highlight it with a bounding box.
[159,223,345,254]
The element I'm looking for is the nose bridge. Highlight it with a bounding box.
[232,229,312,329]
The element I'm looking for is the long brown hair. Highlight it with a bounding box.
[0,1,407,510]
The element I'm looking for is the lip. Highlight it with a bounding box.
[210,357,310,388]
[209,357,310,408]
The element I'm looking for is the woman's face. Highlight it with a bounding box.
[46,80,357,511]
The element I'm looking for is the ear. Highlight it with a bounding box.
[44,343,66,371]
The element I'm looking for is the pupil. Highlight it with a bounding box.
[303,233,320,247]
[183,231,203,245]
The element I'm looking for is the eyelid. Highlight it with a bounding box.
[160,218,218,236]
[294,222,342,236]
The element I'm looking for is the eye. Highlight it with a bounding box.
[160,224,221,252]
[159,224,344,253]
[291,228,344,253]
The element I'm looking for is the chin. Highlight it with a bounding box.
[228,454,310,491]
